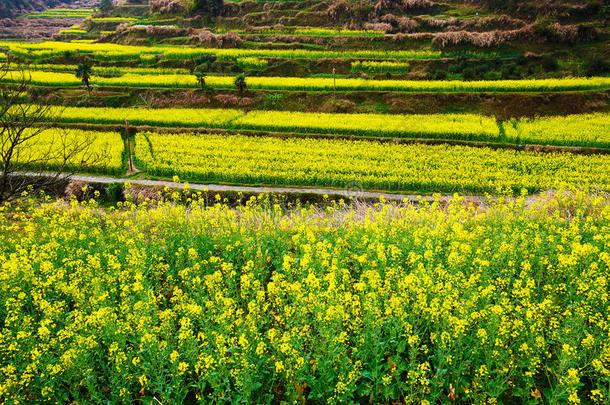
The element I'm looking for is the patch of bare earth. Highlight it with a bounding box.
[0,0,98,40]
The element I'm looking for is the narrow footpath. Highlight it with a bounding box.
[58,174,490,203]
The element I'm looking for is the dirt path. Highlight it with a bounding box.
[58,174,491,203]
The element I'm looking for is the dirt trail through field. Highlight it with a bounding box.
[25,172,496,203]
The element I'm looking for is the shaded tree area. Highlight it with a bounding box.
[192,0,223,16]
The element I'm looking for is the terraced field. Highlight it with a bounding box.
[0,0,609,403]
[33,105,610,149]
[5,69,610,93]
[134,131,610,193]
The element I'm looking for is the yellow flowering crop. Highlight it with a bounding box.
[351,60,411,74]
[16,105,608,149]
[12,128,125,174]
[503,113,610,149]
[135,132,610,194]
[0,191,608,403]
[5,69,610,94]
[0,40,441,62]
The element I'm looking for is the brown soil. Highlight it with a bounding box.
[0,0,97,40]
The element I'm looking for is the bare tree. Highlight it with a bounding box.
[0,65,106,203]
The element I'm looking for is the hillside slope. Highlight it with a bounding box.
[0,0,84,18]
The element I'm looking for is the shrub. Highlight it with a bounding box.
[320,98,357,113]
[397,16,419,32]
[363,22,393,33]
[583,55,610,76]
[124,184,164,204]
[214,94,239,105]
[380,13,397,25]
[327,0,352,22]
[64,181,91,201]
[431,69,447,80]
[150,0,186,13]
[192,0,223,16]
[99,0,113,12]
[501,62,520,79]
[234,73,247,95]
[375,0,435,15]
[218,31,242,47]
[549,23,579,43]
[193,30,243,47]
[403,0,435,9]
[432,25,535,49]
[540,54,558,71]
[461,67,477,80]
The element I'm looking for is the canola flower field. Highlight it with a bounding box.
[0,41,442,62]
[503,113,610,149]
[12,64,191,76]
[13,128,125,175]
[36,106,610,149]
[0,192,609,403]
[24,8,95,18]
[135,132,610,193]
[5,70,610,94]
[1,5,609,405]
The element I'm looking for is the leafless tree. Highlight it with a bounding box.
[0,65,106,203]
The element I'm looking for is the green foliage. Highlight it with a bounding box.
[192,0,223,16]
[194,54,217,70]
[99,0,113,12]
[583,55,610,77]
[351,61,410,74]
[234,73,246,95]
[431,69,447,80]
[75,63,92,89]
[541,55,558,71]
[193,66,207,89]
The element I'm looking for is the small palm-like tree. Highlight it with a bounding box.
[194,66,207,90]
[75,63,92,91]
[234,73,246,96]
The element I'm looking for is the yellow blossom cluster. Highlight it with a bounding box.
[18,104,608,149]
[4,70,610,96]
[134,132,610,194]
[0,191,608,403]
